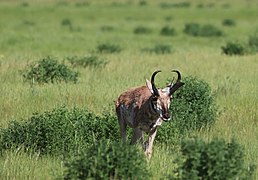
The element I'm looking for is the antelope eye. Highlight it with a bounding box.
[152,96,158,101]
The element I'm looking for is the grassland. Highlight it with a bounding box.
[0,0,257,179]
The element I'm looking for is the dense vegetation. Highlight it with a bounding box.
[0,0,257,179]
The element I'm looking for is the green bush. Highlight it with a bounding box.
[133,26,152,34]
[0,107,120,156]
[184,23,223,37]
[160,2,191,8]
[23,20,35,26]
[139,0,147,6]
[61,18,73,31]
[142,44,172,54]
[222,34,258,56]
[22,56,78,84]
[176,138,255,179]
[222,18,236,26]
[96,43,122,53]
[61,18,72,27]
[63,140,149,179]
[75,2,89,7]
[100,25,114,32]
[164,16,173,21]
[21,2,29,7]
[66,55,108,68]
[160,26,176,36]
[248,33,258,52]
[157,76,217,143]
[221,41,246,55]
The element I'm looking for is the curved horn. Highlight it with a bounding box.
[170,70,184,95]
[151,70,161,96]
[172,70,181,82]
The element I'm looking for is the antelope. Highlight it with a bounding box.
[116,70,184,159]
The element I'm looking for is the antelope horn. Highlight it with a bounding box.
[151,70,161,96]
[169,70,184,95]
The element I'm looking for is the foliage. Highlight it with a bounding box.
[61,18,73,31]
[222,18,236,26]
[164,16,173,21]
[176,138,255,179]
[160,26,176,36]
[61,18,72,27]
[75,2,90,7]
[160,2,191,8]
[63,140,149,180]
[248,33,258,52]
[0,107,120,156]
[139,0,147,6]
[66,55,108,68]
[222,33,258,56]
[221,41,246,55]
[133,26,152,34]
[100,25,114,32]
[142,44,172,54]
[23,20,35,26]
[184,23,223,37]
[21,2,29,7]
[22,56,79,84]
[157,76,217,143]
[96,43,122,53]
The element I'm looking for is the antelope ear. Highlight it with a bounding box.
[146,79,154,94]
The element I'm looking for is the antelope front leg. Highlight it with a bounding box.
[131,127,143,145]
[118,118,127,142]
[144,128,157,159]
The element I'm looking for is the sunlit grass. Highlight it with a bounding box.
[0,149,64,180]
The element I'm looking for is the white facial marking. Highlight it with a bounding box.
[161,87,170,94]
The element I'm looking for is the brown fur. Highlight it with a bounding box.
[116,85,165,159]
[116,70,184,159]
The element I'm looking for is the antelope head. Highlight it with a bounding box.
[146,70,184,122]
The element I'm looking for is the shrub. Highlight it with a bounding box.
[0,107,120,156]
[184,23,223,37]
[21,2,29,7]
[75,2,89,7]
[63,140,149,179]
[61,18,73,31]
[248,33,258,52]
[157,76,217,143]
[22,56,79,84]
[23,20,35,26]
[96,43,122,53]
[139,0,147,6]
[133,26,152,34]
[66,55,108,68]
[160,2,191,8]
[164,16,173,21]
[221,41,246,55]
[142,44,172,54]
[222,3,231,8]
[61,18,72,27]
[222,18,236,26]
[176,138,255,179]
[160,26,176,36]
[100,25,114,32]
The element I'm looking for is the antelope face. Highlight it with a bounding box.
[147,70,184,122]
[151,88,171,121]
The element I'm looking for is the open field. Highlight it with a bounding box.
[0,0,257,179]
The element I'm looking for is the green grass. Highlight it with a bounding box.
[0,0,258,179]
[0,149,64,179]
